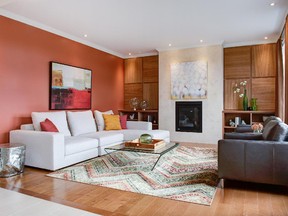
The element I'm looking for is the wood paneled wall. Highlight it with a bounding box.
[124,56,159,110]
[224,43,277,111]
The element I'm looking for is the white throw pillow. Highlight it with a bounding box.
[31,111,71,136]
[94,110,114,131]
[67,111,97,136]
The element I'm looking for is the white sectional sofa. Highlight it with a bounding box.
[10,110,170,171]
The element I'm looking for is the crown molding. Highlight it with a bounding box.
[223,39,277,48]
[156,41,224,53]
[0,9,125,58]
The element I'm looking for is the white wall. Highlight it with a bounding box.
[159,45,223,144]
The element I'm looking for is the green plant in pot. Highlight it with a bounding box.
[139,134,152,144]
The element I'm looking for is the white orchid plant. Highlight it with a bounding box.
[233,81,247,98]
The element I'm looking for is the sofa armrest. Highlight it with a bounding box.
[20,124,35,130]
[10,130,65,170]
[224,132,263,140]
[126,121,152,130]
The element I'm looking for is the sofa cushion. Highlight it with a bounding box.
[79,131,123,147]
[65,137,98,156]
[263,116,282,127]
[94,110,114,131]
[262,120,280,140]
[32,111,71,136]
[40,118,59,132]
[268,122,288,141]
[67,111,97,136]
[103,114,122,130]
[119,129,170,141]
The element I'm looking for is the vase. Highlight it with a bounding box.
[251,98,257,111]
[242,89,248,111]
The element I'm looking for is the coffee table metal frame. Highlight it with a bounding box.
[104,142,179,171]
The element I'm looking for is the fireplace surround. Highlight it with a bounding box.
[175,101,202,132]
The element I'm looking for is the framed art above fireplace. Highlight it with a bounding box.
[49,62,92,110]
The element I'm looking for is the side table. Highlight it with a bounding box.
[0,143,26,177]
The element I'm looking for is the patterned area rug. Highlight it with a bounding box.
[47,146,218,206]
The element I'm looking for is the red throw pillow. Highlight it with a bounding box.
[40,118,59,132]
[119,115,128,129]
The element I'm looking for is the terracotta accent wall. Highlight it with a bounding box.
[0,16,124,143]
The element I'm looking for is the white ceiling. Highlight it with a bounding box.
[1,0,288,58]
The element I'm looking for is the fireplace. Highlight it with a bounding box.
[175,101,202,133]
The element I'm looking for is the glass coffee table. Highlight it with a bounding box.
[104,142,179,171]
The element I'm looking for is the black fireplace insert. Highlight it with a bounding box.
[175,101,202,132]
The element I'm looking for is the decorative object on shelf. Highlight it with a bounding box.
[140,100,149,110]
[234,117,241,126]
[241,120,246,125]
[129,113,135,120]
[147,115,153,122]
[229,119,235,127]
[233,80,248,110]
[242,89,248,111]
[139,134,153,144]
[129,97,140,111]
[251,98,258,111]
[251,123,263,133]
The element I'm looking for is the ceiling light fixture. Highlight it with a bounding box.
[264,36,268,40]
[270,2,275,6]
[128,53,131,56]
[168,44,172,47]
[200,40,203,43]
[84,34,88,37]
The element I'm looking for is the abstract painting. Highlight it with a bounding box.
[50,62,92,110]
[170,61,208,99]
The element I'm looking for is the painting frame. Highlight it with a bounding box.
[49,61,92,110]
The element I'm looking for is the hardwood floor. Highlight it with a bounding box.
[0,143,287,216]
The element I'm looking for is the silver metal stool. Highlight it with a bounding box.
[0,143,26,177]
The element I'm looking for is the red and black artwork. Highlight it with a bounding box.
[50,62,92,110]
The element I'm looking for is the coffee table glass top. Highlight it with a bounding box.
[105,142,179,155]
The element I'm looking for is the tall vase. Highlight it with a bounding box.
[243,89,248,111]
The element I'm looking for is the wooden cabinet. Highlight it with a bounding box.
[124,55,159,110]
[224,43,276,111]
[252,78,276,110]
[222,110,275,136]
[118,109,159,129]
[224,46,251,79]
[124,58,142,83]
[252,44,277,77]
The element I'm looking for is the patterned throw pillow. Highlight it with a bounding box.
[103,114,122,130]
[40,118,59,132]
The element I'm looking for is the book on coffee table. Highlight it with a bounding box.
[125,139,166,150]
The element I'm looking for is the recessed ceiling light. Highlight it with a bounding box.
[128,53,131,56]
[168,44,172,47]
[84,34,88,38]
[270,2,275,6]
[200,40,203,43]
[264,36,268,40]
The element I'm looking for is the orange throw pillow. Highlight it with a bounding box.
[40,118,59,132]
[103,114,122,130]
